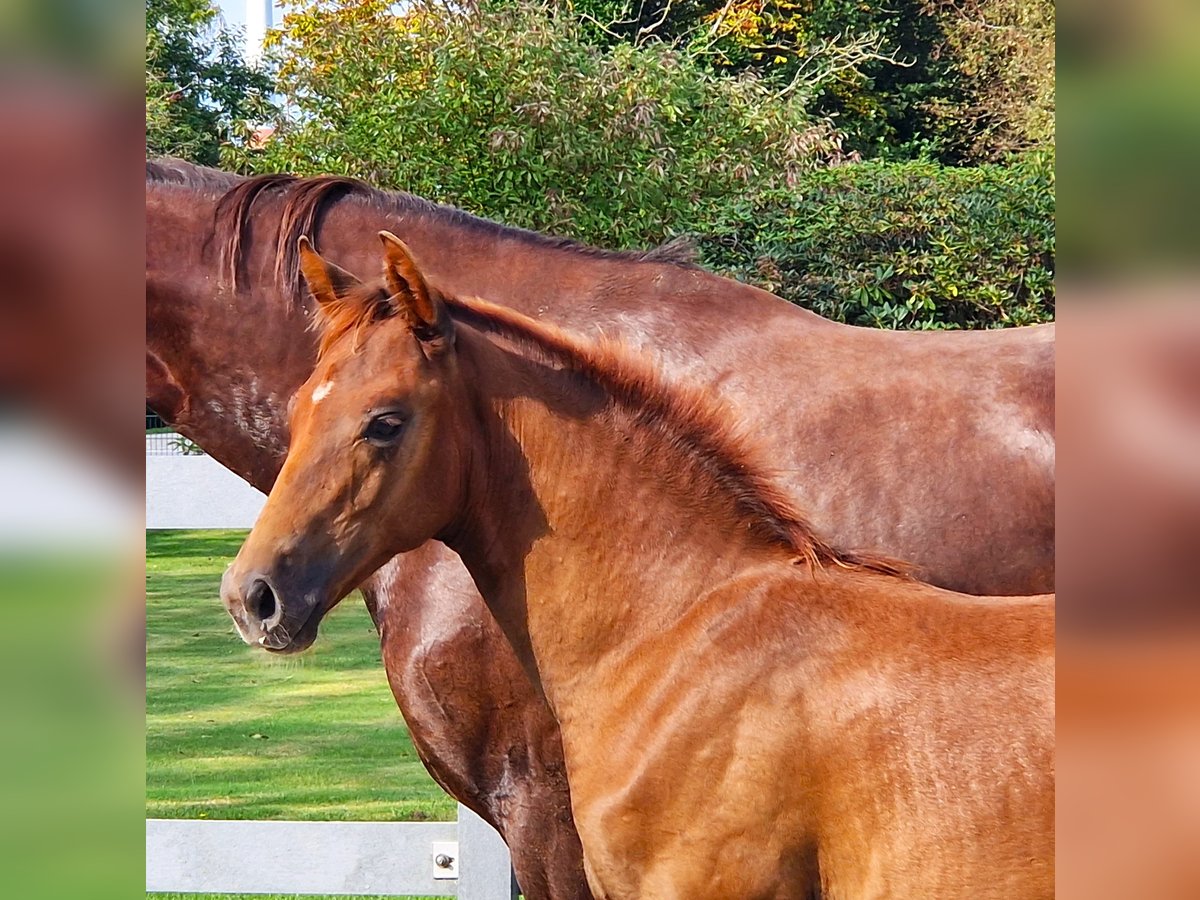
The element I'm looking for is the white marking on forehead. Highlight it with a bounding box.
[311,380,335,405]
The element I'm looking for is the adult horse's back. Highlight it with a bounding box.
[146,160,1054,899]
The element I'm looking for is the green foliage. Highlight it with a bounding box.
[224,0,1052,330]
[568,0,1054,163]
[922,0,1055,161]
[702,150,1055,329]
[146,0,275,165]
[228,0,844,249]
[564,0,947,158]
[167,434,206,455]
[692,0,957,161]
[150,895,440,899]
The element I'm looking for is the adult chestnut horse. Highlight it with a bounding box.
[147,160,1054,899]
[221,236,1055,899]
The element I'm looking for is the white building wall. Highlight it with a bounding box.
[146,455,265,529]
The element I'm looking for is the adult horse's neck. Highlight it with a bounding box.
[147,172,309,491]
[148,162,1055,598]
[195,161,835,361]
[146,162,814,485]
[437,301,884,715]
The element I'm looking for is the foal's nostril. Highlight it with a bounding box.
[246,578,279,625]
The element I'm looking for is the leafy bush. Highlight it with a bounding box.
[568,0,1054,164]
[701,150,1055,329]
[224,1,1053,330]
[229,0,845,250]
[920,0,1055,162]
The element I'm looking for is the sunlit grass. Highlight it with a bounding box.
[146,529,456,827]
[146,530,460,899]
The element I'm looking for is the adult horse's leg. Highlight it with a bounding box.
[367,544,592,900]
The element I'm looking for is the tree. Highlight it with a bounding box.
[568,0,1054,163]
[223,1,1052,329]
[145,0,274,165]
[921,0,1055,161]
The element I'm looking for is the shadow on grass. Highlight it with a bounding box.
[147,529,248,560]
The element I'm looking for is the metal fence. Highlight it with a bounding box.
[146,412,203,456]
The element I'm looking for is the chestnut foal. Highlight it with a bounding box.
[222,236,1054,899]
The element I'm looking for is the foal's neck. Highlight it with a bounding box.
[444,325,805,706]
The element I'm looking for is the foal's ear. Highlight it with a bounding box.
[297,236,361,308]
[379,231,454,354]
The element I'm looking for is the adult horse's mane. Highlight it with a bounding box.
[147,158,244,191]
[318,280,907,579]
[147,158,698,305]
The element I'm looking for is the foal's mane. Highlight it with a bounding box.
[147,158,698,305]
[318,286,906,578]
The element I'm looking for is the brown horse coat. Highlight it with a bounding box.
[147,161,1054,899]
[222,241,1056,899]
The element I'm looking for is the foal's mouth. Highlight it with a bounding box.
[221,560,343,655]
[257,600,326,654]
[225,582,329,654]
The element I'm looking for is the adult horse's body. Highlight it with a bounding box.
[222,238,1056,899]
[146,160,1054,899]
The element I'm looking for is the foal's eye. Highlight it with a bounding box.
[363,413,407,445]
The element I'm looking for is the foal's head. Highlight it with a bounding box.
[221,234,469,652]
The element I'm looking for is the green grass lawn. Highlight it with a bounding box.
[147,529,457,899]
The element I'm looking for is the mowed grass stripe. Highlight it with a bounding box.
[146,529,455,825]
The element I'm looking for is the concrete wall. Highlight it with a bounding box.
[146,454,265,529]
[148,804,517,898]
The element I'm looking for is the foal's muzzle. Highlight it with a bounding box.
[220,568,297,651]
